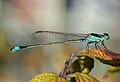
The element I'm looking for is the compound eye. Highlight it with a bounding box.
[104,33,110,40]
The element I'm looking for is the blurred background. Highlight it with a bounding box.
[0,0,120,82]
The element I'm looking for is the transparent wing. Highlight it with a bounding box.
[32,31,88,44]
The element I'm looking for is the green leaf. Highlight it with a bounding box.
[66,72,100,82]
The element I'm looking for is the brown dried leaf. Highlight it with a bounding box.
[77,49,120,66]
[71,56,94,74]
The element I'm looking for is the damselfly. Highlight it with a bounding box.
[10,31,110,52]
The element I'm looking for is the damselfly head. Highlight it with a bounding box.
[103,33,110,40]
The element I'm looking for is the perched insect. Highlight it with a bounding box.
[10,31,110,52]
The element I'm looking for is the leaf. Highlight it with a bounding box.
[66,72,100,82]
[77,49,120,66]
[103,66,120,79]
[71,56,94,74]
[107,66,120,73]
[59,53,94,77]
[29,72,66,82]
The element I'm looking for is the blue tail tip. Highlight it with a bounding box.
[10,46,20,52]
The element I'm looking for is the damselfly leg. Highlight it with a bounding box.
[86,41,97,54]
[86,42,91,54]
[95,41,101,49]
[86,41,101,54]
[101,40,107,50]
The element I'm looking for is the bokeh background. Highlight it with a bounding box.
[0,0,120,82]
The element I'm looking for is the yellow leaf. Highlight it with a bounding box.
[29,72,66,82]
